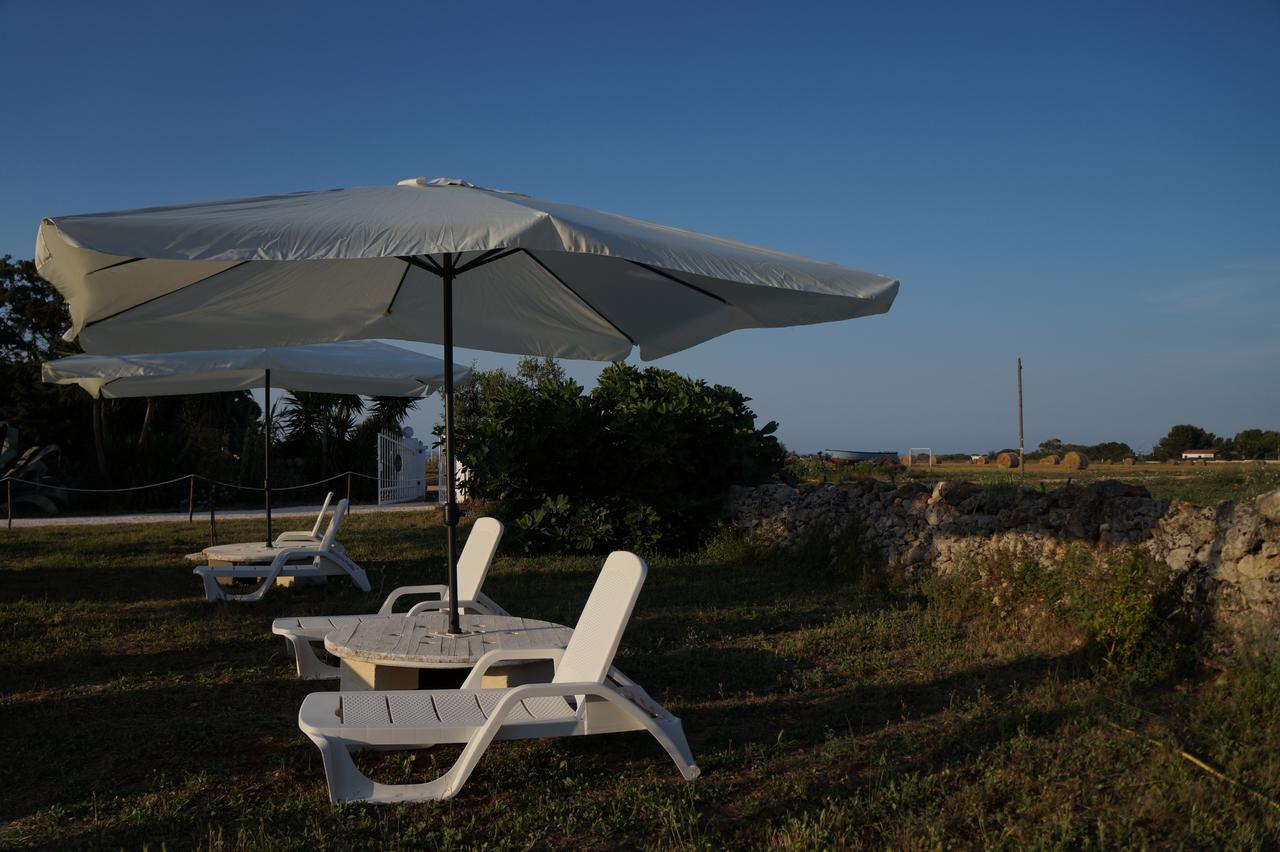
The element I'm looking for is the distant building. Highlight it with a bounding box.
[1181,449,1216,460]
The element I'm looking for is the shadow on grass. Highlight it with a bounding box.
[674,646,1094,752]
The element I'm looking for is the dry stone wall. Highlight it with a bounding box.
[728,480,1280,655]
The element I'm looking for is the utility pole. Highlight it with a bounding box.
[1017,357,1025,478]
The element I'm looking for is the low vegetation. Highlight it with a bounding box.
[2,510,1277,848]
[789,456,1280,505]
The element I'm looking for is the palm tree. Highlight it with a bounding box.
[279,392,366,478]
[365,396,420,435]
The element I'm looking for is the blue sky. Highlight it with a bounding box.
[2,0,1277,454]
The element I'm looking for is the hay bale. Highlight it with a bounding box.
[1061,451,1089,470]
[900,453,912,465]
[930,455,940,466]
[1122,457,1135,466]
[996,452,1020,469]
[1040,454,1059,466]
[973,456,988,466]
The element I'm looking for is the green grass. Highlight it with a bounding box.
[792,458,1280,505]
[1,512,1278,849]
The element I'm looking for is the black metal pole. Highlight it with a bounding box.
[264,368,273,546]
[6,478,11,530]
[442,254,461,634]
[188,474,195,523]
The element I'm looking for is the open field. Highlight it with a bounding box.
[2,512,1279,848]
[796,459,1280,506]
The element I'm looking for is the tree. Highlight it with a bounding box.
[449,359,785,553]
[1083,441,1137,462]
[0,255,74,363]
[278,392,366,478]
[1227,429,1280,461]
[1152,424,1219,461]
[1037,437,1065,457]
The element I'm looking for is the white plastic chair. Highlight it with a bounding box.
[271,517,506,679]
[193,499,369,602]
[298,551,700,803]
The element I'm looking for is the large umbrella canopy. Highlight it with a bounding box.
[36,177,898,359]
[41,340,468,398]
[43,340,465,545]
[35,177,899,630]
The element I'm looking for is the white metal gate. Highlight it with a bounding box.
[378,429,431,505]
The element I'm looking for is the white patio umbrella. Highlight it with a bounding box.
[43,340,467,545]
[35,176,899,632]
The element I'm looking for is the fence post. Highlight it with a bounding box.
[347,472,352,509]
[6,479,11,530]
[188,475,195,523]
[209,484,217,546]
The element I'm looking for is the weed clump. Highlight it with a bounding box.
[921,545,1202,685]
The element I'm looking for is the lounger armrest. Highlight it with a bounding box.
[460,647,567,689]
[377,585,448,615]
[274,532,319,544]
[405,598,485,617]
[267,547,318,570]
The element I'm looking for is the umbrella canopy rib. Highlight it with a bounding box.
[625,260,729,304]
[385,262,412,315]
[455,247,520,274]
[82,261,250,330]
[519,250,638,346]
[88,257,144,276]
[393,249,639,346]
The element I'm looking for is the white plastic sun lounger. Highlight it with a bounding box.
[193,499,369,602]
[271,517,506,679]
[299,551,699,803]
[183,492,338,564]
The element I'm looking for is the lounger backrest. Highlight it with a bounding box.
[457,517,504,601]
[309,492,334,538]
[319,499,349,551]
[553,551,647,688]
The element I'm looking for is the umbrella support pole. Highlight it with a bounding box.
[264,368,273,547]
[441,256,462,634]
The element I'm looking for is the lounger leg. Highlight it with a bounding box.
[195,564,282,603]
[596,690,702,782]
[199,570,227,603]
[287,636,341,680]
[216,575,277,603]
[306,733,468,803]
[648,716,702,781]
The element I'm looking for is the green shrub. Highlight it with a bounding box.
[1089,549,1201,683]
[450,358,785,553]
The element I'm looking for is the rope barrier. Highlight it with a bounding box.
[0,474,195,493]
[0,469,378,495]
[272,471,377,492]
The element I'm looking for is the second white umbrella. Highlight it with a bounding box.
[44,340,468,544]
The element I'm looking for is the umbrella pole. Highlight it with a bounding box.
[442,256,461,634]
[264,368,273,547]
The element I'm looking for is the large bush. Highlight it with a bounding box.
[450,358,785,553]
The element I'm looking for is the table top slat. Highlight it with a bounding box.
[325,612,571,667]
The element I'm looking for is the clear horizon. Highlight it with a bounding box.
[2,0,1276,454]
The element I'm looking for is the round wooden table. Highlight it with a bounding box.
[199,542,300,565]
[190,541,322,587]
[324,612,573,691]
